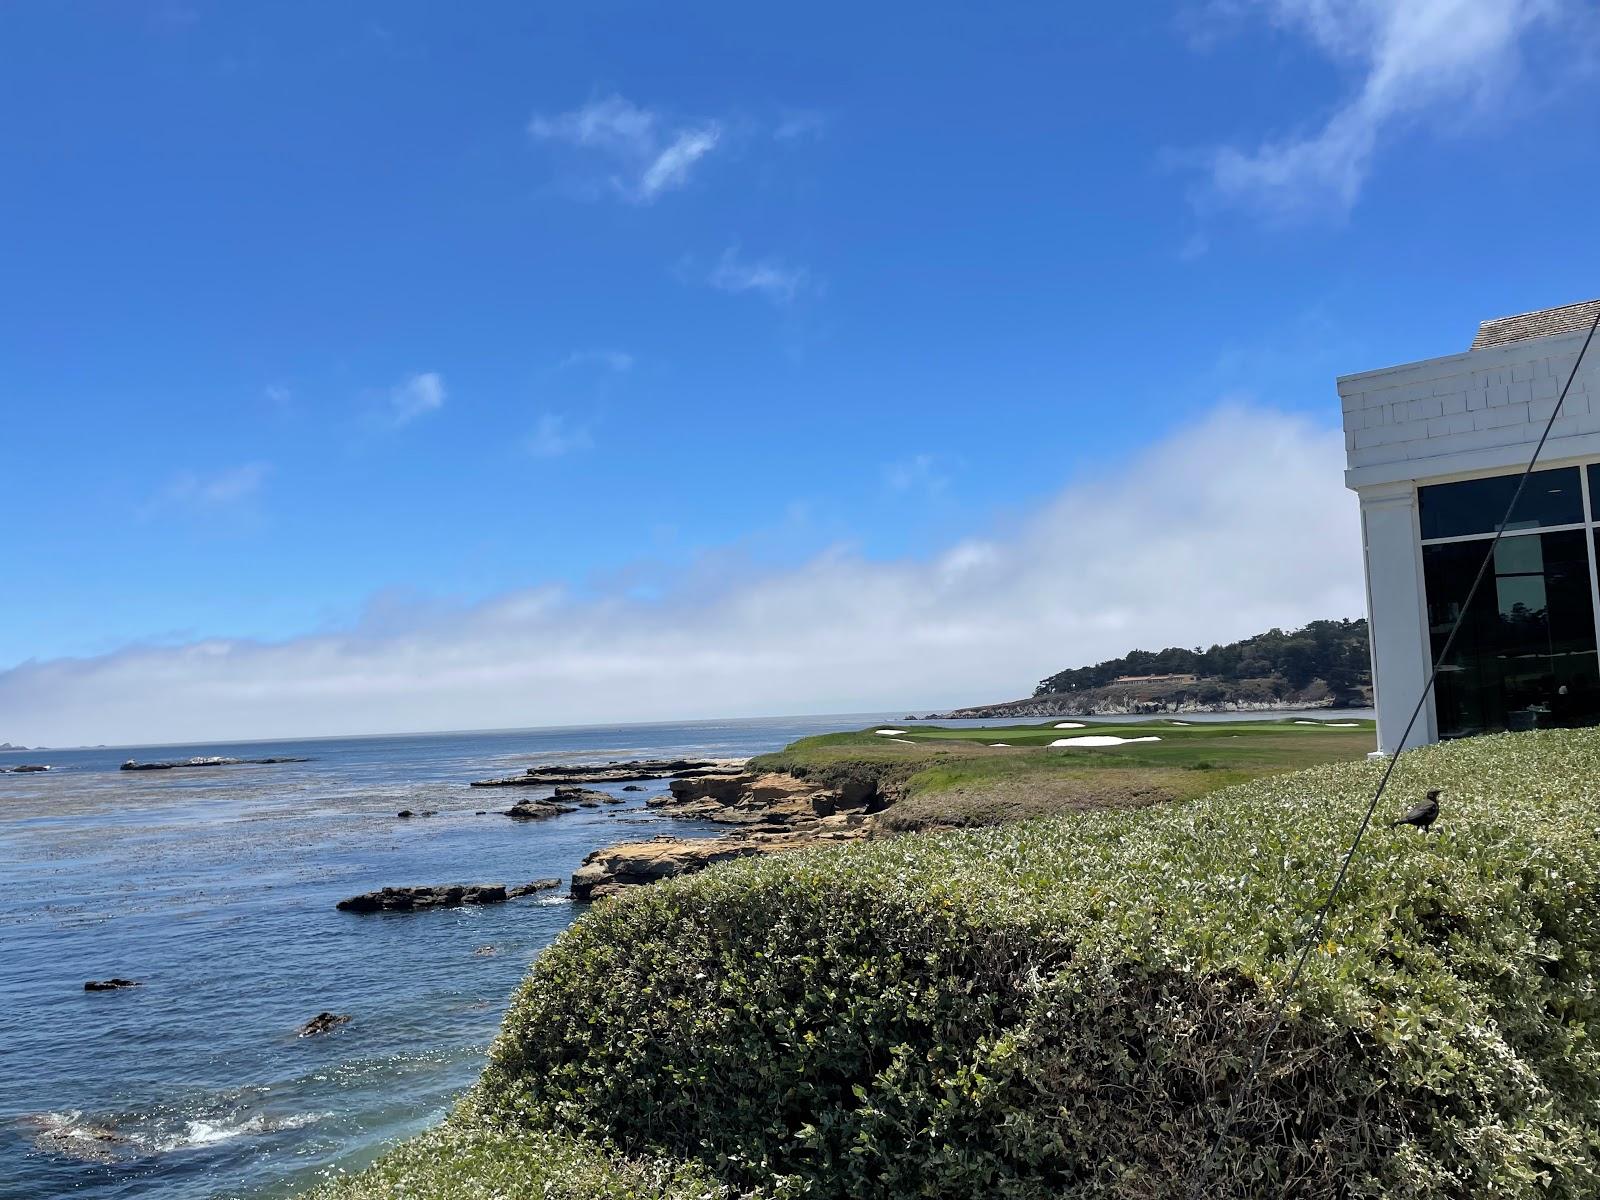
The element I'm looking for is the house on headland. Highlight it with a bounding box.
[1342,300,1600,755]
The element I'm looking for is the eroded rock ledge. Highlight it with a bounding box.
[569,770,884,901]
[336,877,560,913]
[470,758,746,788]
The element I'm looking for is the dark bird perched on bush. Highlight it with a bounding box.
[1390,789,1441,832]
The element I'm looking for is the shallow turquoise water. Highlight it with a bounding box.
[0,716,901,1200]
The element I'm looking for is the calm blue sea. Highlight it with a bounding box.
[0,709,1369,1199]
[0,715,927,1200]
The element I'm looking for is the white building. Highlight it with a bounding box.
[1341,300,1600,755]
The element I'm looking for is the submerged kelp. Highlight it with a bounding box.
[467,729,1600,1199]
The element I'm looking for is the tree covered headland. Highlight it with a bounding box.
[1034,617,1370,699]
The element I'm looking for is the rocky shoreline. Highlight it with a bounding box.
[470,758,745,788]
[569,767,885,900]
[120,756,312,771]
[338,754,884,914]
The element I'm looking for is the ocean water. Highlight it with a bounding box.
[0,715,913,1200]
[0,708,1370,1199]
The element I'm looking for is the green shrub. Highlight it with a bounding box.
[304,1123,733,1200]
[475,729,1600,1199]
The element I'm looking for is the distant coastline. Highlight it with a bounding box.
[921,677,1370,720]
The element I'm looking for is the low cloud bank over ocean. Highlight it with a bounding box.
[1,406,1363,746]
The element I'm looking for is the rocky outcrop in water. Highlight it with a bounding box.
[336,884,508,913]
[84,978,139,991]
[120,756,311,771]
[569,771,881,900]
[505,798,576,820]
[26,1113,130,1163]
[469,758,745,787]
[2,763,50,773]
[508,877,561,897]
[297,1011,350,1037]
[555,785,621,807]
[336,877,559,912]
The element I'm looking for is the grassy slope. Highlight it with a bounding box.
[315,726,1600,1199]
[752,718,1376,830]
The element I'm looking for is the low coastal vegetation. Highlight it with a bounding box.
[312,726,1600,1199]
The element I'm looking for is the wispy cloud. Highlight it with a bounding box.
[526,413,593,459]
[144,462,271,518]
[774,108,829,141]
[883,453,951,495]
[561,349,634,373]
[1189,0,1575,219]
[528,94,722,204]
[3,406,1365,745]
[707,247,811,305]
[387,372,445,427]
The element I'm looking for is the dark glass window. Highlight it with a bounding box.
[1591,464,1600,520]
[1418,467,1583,541]
[1424,529,1600,739]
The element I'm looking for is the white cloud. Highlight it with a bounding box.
[708,247,810,304]
[1194,0,1573,217]
[143,463,270,517]
[528,94,722,204]
[1,405,1366,746]
[387,372,445,427]
[526,413,593,459]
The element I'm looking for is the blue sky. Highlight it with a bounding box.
[3,1,1597,743]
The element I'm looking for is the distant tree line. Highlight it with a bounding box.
[1034,618,1371,699]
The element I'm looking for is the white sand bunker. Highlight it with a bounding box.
[1053,721,1087,729]
[1293,720,1361,728]
[1050,735,1162,748]
[1168,720,1193,725]
[988,742,1012,748]
[887,738,917,745]
[874,729,908,736]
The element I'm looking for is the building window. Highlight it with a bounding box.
[1417,466,1584,540]
[1418,466,1600,739]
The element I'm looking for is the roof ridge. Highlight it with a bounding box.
[1471,298,1600,351]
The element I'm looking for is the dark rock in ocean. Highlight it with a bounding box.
[297,1011,351,1037]
[26,1113,130,1163]
[397,809,415,818]
[474,809,487,815]
[336,884,507,913]
[120,756,311,772]
[469,758,745,788]
[472,945,499,957]
[553,785,614,807]
[508,877,561,898]
[621,784,645,792]
[84,978,139,991]
[5,763,51,773]
[505,799,576,820]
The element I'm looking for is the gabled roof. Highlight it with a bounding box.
[1471,299,1600,350]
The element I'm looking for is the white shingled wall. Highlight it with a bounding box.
[1340,329,1600,487]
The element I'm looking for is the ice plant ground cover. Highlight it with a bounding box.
[312,728,1600,1199]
